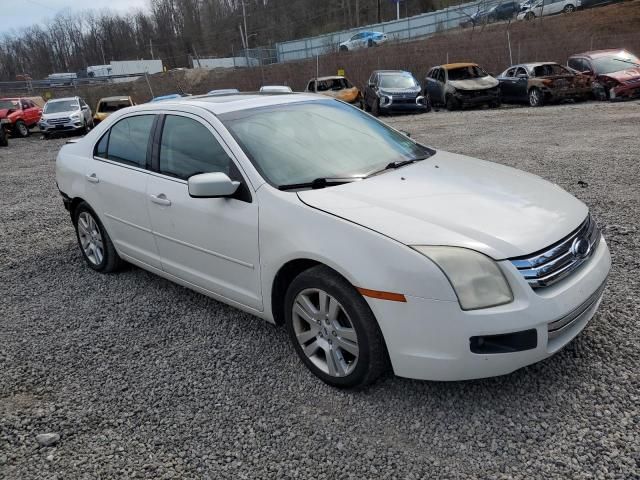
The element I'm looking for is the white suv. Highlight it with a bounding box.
[55,94,610,388]
[40,96,93,138]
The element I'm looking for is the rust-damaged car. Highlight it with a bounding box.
[498,62,591,107]
[568,49,640,101]
[305,76,363,108]
[423,63,501,110]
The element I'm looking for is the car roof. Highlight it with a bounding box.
[313,76,346,81]
[441,62,479,70]
[129,92,326,115]
[100,96,131,102]
[373,70,410,75]
[571,49,629,59]
[47,97,80,102]
[509,62,559,69]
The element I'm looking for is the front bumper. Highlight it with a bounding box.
[366,237,611,381]
[380,96,429,113]
[455,89,500,106]
[610,82,640,100]
[39,119,84,133]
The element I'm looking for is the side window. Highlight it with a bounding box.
[307,81,315,91]
[515,67,528,77]
[95,131,109,158]
[505,68,516,78]
[159,115,232,180]
[437,69,445,83]
[106,115,155,168]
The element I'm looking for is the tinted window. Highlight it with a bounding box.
[159,115,232,180]
[437,69,445,82]
[107,115,154,168]
[95,131,109,158]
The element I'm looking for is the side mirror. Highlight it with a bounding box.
[82,105,89,111]
[188,172,240,198]
[581,70,593,75]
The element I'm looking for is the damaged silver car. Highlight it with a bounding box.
[424,63,501,110]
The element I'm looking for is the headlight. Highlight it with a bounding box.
[70,112,81,119]
[412,246,513,310]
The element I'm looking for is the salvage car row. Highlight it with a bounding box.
[1,48,638,147]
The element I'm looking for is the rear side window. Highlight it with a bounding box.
[159,115,233,180]
[99,115,154,168]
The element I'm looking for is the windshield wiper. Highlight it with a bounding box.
[365,156,430,178]
[278,177,363,191]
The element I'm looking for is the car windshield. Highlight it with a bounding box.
[533,64,570,77]
[379,74,418,89]
[0,99,19,110]
[317,78,352,91]
[447,66,488,80]
[592,52,640,74]
[221,100,432,188]
[98,101,130,113]
[44,100,79,113]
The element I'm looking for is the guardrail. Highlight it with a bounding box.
[275,0,508,62]
[0,73,154,96]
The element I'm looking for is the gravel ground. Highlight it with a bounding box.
[1,101,638,479]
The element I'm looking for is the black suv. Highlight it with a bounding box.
[363,70,430,116]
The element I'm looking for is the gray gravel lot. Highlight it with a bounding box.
[1,101,639,479]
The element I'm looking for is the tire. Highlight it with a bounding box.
[489,99,501,108]
[339,45,348,52]
[525,11,535,20]
[528,87,544,107]
[446,94,460,111]
[14,120,29,138]
[284,265,389,389]
[371,98,380,117]
[73,202,124,273]
[0,128,7,147]
[488,14,497,22]
[82,120,89,135]
[424,93,433,113]
[367,39,374,48]
[563,4,575,12]
[42,133,50,140]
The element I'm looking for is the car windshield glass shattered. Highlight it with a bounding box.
[44,100,79,114]
[447,66,488,80]
[593,53,640,74]
[0,99,19,110]
[221,100,432,189]
[98,102,130,113]
[379,74,418,89]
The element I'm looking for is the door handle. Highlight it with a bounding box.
[150,194,172,206]
[86,173,99,184]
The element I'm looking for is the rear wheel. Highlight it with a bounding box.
[73,202,124,273]
[14,120,29,138]
[525,11,535,20]
[371,98,380,117]
[367,39,374,47]
[0,128,7,147]
[285,266,388,389]
[528,87,544,107]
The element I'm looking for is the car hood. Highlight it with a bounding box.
[448,76,499,91]
[601,67,640,83]
[41,110,79,120]
[297,151,587,259]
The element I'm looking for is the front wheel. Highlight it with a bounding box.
[0,128,7,147]
[446,95,460,111]
[285,266,389,389]
[563,4,575,12]
[371,98,380,117]
[14,120,29,138]
[525,11,535,20]
[73,202,124,272]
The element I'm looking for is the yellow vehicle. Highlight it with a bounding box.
[305,76,363,108]
[93,96,135,124]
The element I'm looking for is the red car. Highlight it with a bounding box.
[0,97,43,137]
[568,49,640,101]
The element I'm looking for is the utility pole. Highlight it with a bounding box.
[149,39,154,60]
[397,0,401,20]
[242,1,249,50]
[377,0,381,23]
[355,0,359,27]
[100,43,106,65]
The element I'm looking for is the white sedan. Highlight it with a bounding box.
[55,93,610,388]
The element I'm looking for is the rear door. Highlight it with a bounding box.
[513,67,530,100]
[86,114,162,269]
[146,113,262,310]
[425,69,445,104]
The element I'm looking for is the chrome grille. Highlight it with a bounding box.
[511,214,601,289]
[48,117,70,125]
[547,279,606,340]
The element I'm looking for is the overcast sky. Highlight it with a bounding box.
[1,0,149,34]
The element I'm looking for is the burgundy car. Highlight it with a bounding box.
[568,49,640,101]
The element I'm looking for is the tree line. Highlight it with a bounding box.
[0,0,447,81]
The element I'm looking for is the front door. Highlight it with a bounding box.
[146,113,262,310]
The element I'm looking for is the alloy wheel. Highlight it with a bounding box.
[77,212,104,265]
[529,89,541,107]
[292,288,359,378]
[18,123,28,136]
